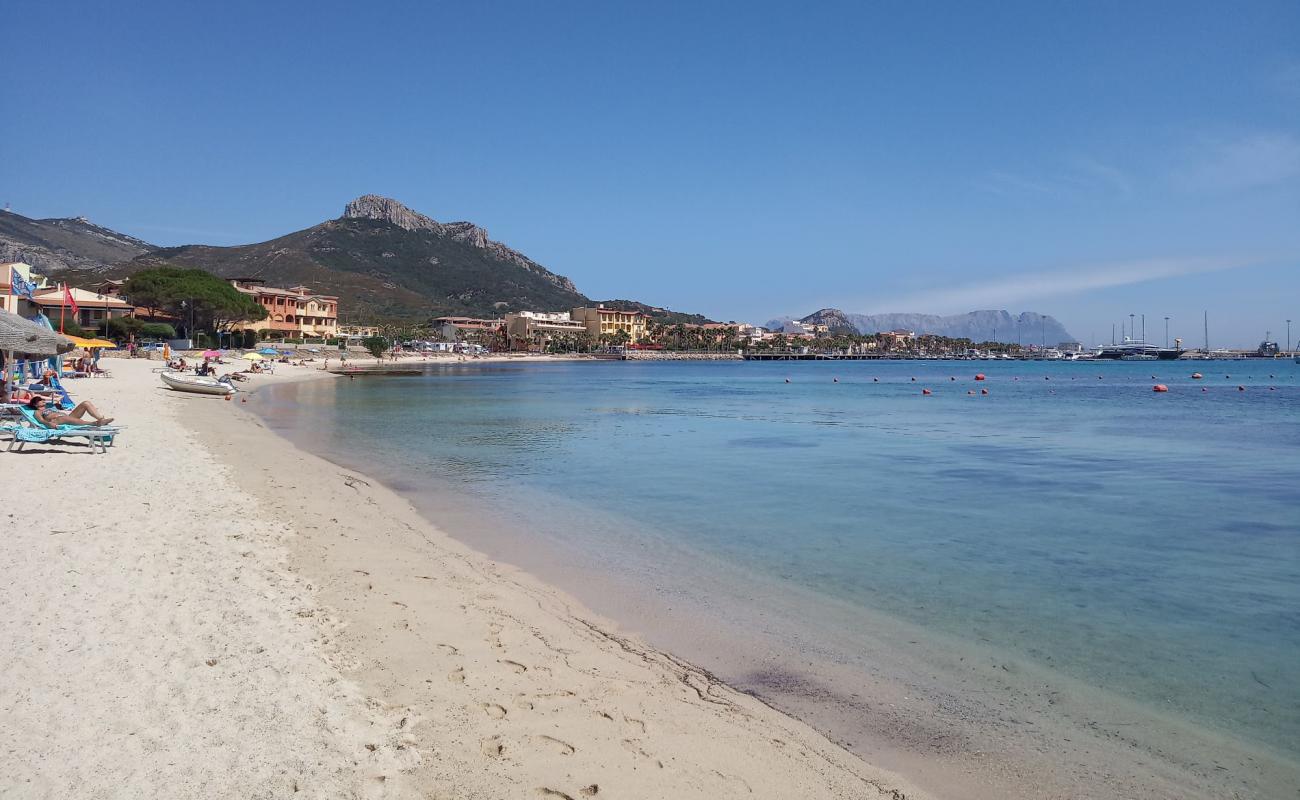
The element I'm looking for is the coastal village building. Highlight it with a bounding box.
[3,263,134,333]
[432,316,503,343]
[571,306,649,342]
[337,324,381,339]
[1,262,46,316]
[227,278,339,340]
[505,311,587,351]
[30,286,134,331]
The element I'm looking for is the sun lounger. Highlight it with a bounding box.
[2,407,120,454]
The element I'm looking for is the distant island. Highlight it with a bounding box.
[767,308,1075,345]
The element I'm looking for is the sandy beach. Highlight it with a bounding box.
[0,357,927,799]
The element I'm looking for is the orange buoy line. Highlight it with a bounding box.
[1153,384,1169,393]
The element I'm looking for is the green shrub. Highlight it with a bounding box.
[362,336,388,359]
[140,322,177,339]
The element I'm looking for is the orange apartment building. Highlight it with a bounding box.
[228,278,339,339]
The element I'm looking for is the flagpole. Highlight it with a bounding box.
[59,282,66,334]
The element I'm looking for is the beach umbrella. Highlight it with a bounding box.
[258,347,280,355]
[0,309,75,358]
[240,352,264,361]
[65,335,117,349]
[202,349,221,358]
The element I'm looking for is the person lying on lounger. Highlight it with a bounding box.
[26,396,115,427]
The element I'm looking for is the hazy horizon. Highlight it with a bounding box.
[7,1,1298,347]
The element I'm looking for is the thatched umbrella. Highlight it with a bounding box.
[1,309,75,358]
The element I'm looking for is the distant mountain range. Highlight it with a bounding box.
[2,197,713,323]
[0,211,154,274]
[768,308,1075,344]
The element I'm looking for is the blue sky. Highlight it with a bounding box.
[6,0,1299,345]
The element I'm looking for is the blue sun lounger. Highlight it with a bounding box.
[2,407,120,454]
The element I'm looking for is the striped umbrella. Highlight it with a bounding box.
[0,309,75,358]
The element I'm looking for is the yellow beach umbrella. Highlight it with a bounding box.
[66,335,115,349]
[240,351,264,361]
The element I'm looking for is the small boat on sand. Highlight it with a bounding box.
[160,370,236,396]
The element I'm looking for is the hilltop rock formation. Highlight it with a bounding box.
[344,195,578,294]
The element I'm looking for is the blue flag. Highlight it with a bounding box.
[9,267,36,300]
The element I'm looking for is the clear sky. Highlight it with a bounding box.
[6,0,1299,346]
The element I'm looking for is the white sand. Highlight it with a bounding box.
[0,359,927,799]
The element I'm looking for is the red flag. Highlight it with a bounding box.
[64,283,80,315]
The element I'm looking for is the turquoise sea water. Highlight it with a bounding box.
[258,359,1300,771]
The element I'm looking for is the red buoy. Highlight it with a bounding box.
[975,373,986,381]
[922,388,932,395]
[1153,384,1169,393]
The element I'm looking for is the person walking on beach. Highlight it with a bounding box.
[27,395,114,427]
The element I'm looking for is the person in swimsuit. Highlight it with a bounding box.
[26,396,115,427]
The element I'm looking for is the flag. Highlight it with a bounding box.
[9,267,36,300]
[63,283,80,315]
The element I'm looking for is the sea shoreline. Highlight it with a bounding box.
[174,360,931,798]
[242,358,1300,800]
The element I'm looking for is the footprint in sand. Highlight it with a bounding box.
[513,695,535,711]
[499,659,527,673]
[448,666,466,683]
[436,643,459,656]
[481,735,506,758]
[482,703,507,719]
[532,735,576,755]
[535,790,575,800]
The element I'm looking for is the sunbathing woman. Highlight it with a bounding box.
[26,395,115,427]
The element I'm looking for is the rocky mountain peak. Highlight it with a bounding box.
[343,195,443,233]
[341,194,579,295]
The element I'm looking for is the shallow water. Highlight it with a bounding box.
[258,359,1300,781]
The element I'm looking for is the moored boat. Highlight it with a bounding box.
[1094,340,1184,360]
[160,370,236,396]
